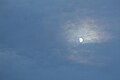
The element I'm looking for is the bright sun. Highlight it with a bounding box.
[79,38,84,43]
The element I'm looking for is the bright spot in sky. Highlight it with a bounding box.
[61,18,110,46]
[60,18,111,65]
[79,38,84,43]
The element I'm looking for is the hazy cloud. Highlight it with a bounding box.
[59,17,113,65]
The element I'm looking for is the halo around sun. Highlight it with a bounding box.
[59,17,112,65]
[61,18,110,46]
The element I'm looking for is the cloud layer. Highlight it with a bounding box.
[62,18,111,45]
[60,17,112,65]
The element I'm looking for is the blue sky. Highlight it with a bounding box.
[0,0,120,80]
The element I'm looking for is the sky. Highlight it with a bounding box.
[0,0,120,80]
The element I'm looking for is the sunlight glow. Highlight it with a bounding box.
[79,38,84,43]
[62,18,110,45]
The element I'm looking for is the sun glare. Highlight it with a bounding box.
[62,18,109,45]
[79,38,84,43]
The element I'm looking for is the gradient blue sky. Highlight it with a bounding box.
[0,0,120,80]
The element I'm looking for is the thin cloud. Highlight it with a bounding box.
[61,17,111,45]
[59,17,112,65]
[66,48,111,65]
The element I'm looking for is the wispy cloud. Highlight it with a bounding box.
[65,48,111,66]
[59,17,112,65]
[61,17,111,45]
